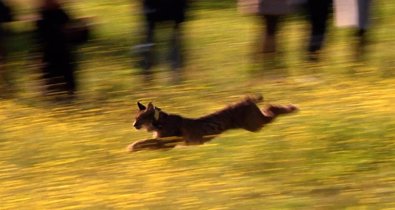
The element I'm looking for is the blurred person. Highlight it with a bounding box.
[35,0,89,99]
[355,0,372,43]
[135,0,188,83]
[334,0,372,59]
[306,0,332,61]
[307,0,373,61]
[258,0,291,54]
[0,0,13,97]
[248,0,306,65]
[243,0,304,73]
[355,0,372,59]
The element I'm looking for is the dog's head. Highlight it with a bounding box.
[133,101,161,131]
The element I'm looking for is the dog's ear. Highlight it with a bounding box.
[147,102,154,110]
[137,101,146,111]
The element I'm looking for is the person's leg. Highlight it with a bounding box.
[63,63,76,96]
[0,52,6,96]
[263,15,281,53]
[355,0,372,58]
[141,20,156,73]
[307,0,332,60]
[169,23,183,70]
[0,33,12,97]
[357,0,372,31]
[43,63,62,96]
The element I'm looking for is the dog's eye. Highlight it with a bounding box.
[135,115,149,124]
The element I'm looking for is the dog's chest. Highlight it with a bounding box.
[152,131,159,139]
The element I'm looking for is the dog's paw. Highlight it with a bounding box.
[268,104,299,115]
[287,104,299,113]
[127,139,161,152]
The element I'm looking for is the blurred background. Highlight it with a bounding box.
[1,0,395,209]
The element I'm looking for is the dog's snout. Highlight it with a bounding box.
[133,121,141,129]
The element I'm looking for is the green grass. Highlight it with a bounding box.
[1,0,395,209]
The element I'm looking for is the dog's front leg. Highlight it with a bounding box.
[127,138,177,152]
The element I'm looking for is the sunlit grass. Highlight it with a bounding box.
[1,0,395,209]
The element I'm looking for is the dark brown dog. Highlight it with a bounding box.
[128,95,297,151]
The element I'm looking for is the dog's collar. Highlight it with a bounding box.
[152,108,162,129]
[154,108,160,121]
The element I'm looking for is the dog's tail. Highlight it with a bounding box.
[245,94,263,103]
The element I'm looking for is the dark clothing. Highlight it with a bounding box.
[139,0,187,72]
[259,0,291,15]
[355,0,372,58]
[36,7,76,95]
[357,0,371,30]
[0,0,13,57]
[0,0,13,23]
[0,0,13,95]
[260,15,281,53]
[257,0,290,54]
[143,0,187,23]
[307,0,332,53]
[37,8,71,64]
[141,21,183,71]
[263,15,281,36]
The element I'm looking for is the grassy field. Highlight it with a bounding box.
[1,0,395,209]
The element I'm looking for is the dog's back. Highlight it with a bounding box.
[179,95,267,142]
